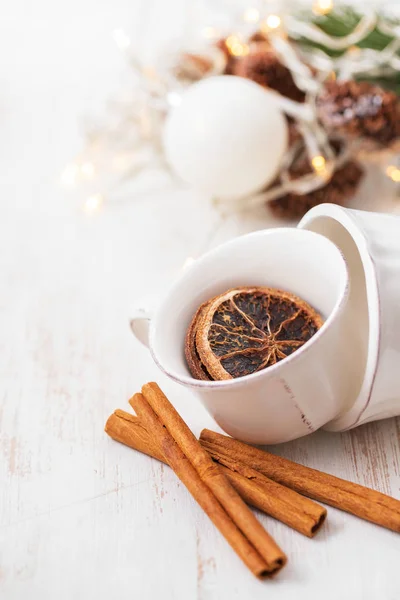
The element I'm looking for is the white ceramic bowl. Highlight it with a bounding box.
[299,203,400,430]
[131,228,350,443]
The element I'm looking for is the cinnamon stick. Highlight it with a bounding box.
[200,429,400,533]
[106,409,165,462]
[132,384,286,577]
[105,409,326,537]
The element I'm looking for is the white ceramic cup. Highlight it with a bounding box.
[130,228,351,444]
[299,203,400,431]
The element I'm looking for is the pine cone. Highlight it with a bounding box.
[317,80,400,146]
[233,50,305,102]
[268,141,364,219]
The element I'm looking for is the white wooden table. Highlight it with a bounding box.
[1,1,400,599]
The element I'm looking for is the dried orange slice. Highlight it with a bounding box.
[185,287,323,381]
[185,301,213,380]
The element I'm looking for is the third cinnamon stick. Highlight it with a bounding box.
[200,429,400,533]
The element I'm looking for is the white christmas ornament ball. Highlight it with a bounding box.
[163,76,288,199]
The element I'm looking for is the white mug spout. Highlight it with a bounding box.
[129,308,152,348]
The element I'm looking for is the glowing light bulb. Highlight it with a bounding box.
[312,155,327,174]
[313,0,333,16]
[83,194,104,214]
[260,14,282,34]
[243,8,260,23]
[225,35,249,57]
[386,166,400,183]
[61,163,79,186]
[113,28,131,51]
[266,15,281,29]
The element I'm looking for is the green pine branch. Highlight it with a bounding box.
[292,6,400,94]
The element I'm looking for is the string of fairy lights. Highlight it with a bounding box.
[61,0,400,215]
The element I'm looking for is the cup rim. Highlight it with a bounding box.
[299,203,381,430]
[149,227,350,391]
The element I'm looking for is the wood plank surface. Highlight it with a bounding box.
[1,1,400,599]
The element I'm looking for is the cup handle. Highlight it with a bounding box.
[129,307,153,348]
